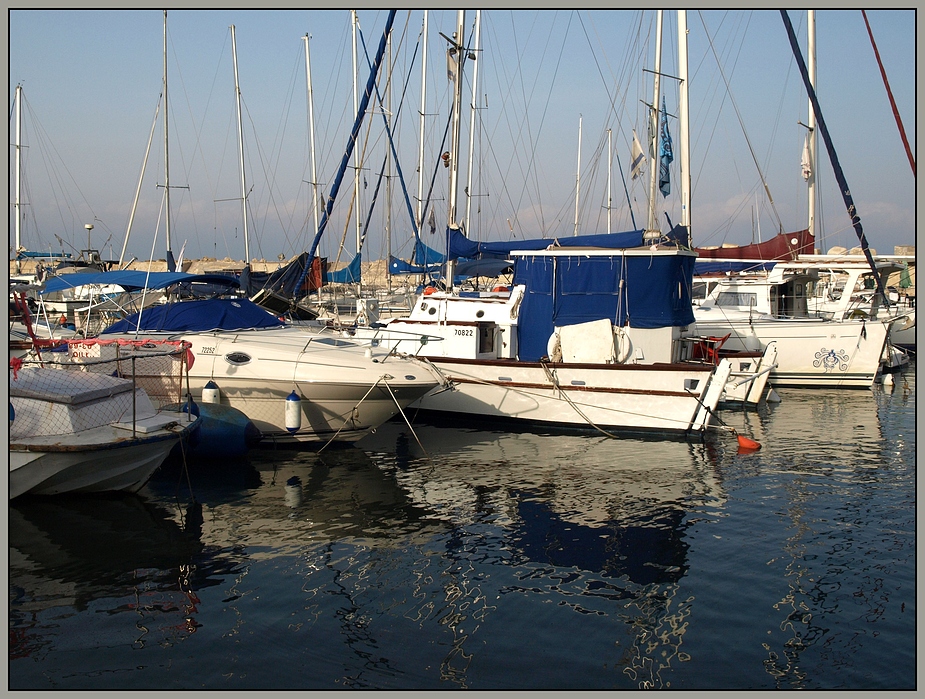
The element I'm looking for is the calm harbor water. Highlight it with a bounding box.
[9,360,916,690]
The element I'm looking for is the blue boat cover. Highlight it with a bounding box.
[513,251,696,362]
[447,227,647,260]
[40,271,240,294]
[326,253,362,284]
[102,297,286,333]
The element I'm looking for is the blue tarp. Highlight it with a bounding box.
[513,251,696,362]
[102,297,286,334]
[326,253,362,284]
[413,240,447,266]
[446,227,648,260]
[40,271,240,294]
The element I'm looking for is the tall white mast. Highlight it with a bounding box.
[607,128,612,234]
[163,10,173,262]
[303,33,319,237]
[645,10,663,240]
[444,10,466,289]
[464,9,481,234]
[806,10,817,239]
[573,114,582,236]
[231,24,250,264]
[416,11,429,238]
[14,84,22,253]
[351,10,362,255]
[677,10,691,244]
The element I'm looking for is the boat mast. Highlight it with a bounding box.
[352,11,362,259]
[464,9,481,235]
[444,10,466,289]
[644,10,663,241]
[607,128,612,233]
[573,114,582,236]
[14,84,22,253]
[416,11,429,243]
[231,25,250,264]
[303,33,320,237]
[677,10,691,245]
[163,10,173,269]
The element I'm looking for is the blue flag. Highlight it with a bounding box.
[659,96,673,197]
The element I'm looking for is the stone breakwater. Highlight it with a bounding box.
[10,257,394,289]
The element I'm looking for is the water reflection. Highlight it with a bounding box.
[713,367,915,689]
[360,423,728,688]
[9,364,912,689]
[9,494,240,658]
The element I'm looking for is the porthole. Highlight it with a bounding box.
[225,351,252,365]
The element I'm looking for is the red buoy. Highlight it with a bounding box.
[736,433,762,452]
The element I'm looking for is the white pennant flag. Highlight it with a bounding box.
[630,130,646,180]
[801,132,812,181]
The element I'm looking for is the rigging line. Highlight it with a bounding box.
[861,10,915,177]
[697,11,784,234]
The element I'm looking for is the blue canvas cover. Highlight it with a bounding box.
[40,271,240,294]
[326,253,362,284]
[513,251,696,362]
[447,227,646,260]
[102,298,286,334]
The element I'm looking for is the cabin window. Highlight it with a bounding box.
[715,291,757,308]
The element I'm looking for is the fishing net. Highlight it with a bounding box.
[11,339,192,409]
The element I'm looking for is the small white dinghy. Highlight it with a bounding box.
[9,363,198,499]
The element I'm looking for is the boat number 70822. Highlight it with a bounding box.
[453,328,474,337]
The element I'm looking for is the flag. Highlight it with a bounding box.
[801,131,812,181]
[630,130,646,180]
[446,48,458,82]
[659,97,673,197]
[427,207,436,234]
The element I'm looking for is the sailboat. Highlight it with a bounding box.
[345,12,757,443]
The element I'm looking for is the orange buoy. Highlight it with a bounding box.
[423,286,437,295]
[736,433,762,452]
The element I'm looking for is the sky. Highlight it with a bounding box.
[9,9,918,268]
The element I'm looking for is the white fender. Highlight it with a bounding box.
[285,390,302,433]
[202,380,220,404]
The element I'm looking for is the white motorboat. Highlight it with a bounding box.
[96,290,441,445]
[9,362,199,499]
[692,263,893,388]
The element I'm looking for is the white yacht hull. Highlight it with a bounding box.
[100,327,440,444]
[414,356,732,436]
[693,314,889,388]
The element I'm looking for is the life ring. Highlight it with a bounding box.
[423,286,437,295]
[546,331,562,362]
[492,285,509,293]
